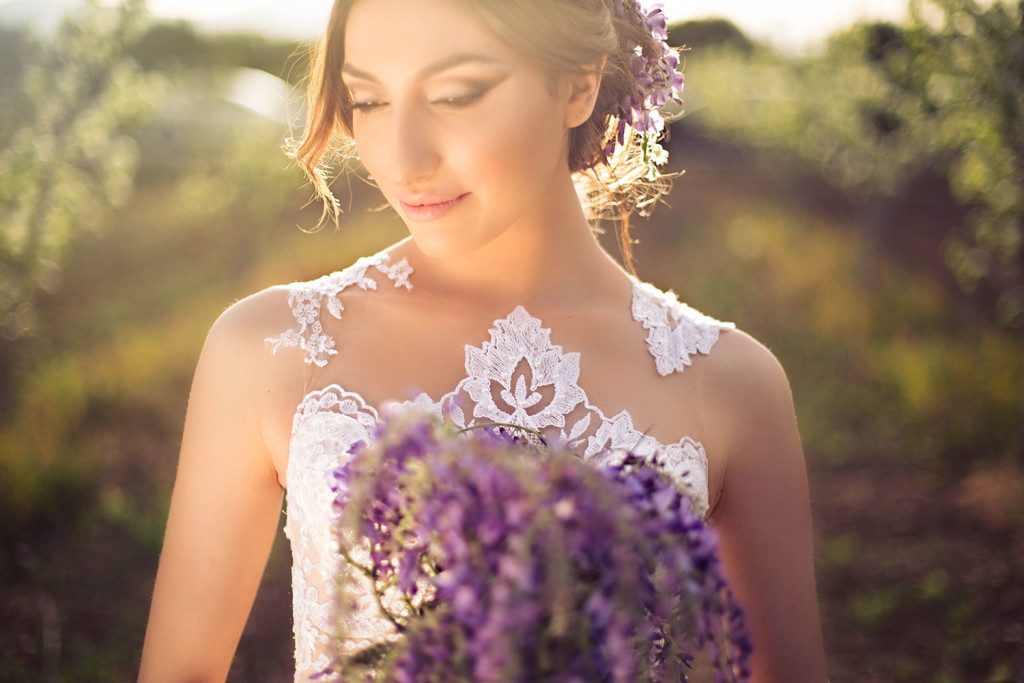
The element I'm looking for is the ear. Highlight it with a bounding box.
[563,56,607,128]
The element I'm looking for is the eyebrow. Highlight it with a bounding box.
[341,53,507,83]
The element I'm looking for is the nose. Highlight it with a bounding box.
[389,101,440,186]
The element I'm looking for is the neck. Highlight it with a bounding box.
[398,172,628,313]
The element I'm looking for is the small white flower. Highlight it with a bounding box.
[649,141,669,166]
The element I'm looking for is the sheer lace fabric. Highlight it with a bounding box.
[267,251,735,681]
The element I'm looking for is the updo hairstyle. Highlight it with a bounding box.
[293,0,680,272]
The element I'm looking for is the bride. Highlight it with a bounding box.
[139,0,828,680]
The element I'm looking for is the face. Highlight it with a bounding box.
[342,0,573,258]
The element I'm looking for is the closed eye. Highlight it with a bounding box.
[348,87,490,115]
[349,101,386,112]
[431,89,487,107]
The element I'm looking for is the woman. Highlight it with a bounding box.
[139,0,829,680]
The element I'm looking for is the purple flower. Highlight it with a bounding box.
[322,412,751,682]
[644,4,669,40]
[599,0,687,167]
[634,108,665,134]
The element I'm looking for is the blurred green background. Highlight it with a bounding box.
[1,0,1022,680]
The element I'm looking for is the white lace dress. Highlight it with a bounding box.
[265,250,735,681]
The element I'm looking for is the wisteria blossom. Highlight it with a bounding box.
[322,411,751,682]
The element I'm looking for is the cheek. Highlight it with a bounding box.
[350,122,386,177]
[456,93,566,197]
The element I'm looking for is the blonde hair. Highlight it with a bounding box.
[292,0,680,273]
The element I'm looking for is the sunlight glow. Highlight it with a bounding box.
[662,0,909,52]
[70,0,912,52]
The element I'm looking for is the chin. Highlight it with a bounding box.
[405,224,499,261]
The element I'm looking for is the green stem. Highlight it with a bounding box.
[458,421,549,444]
[369,569,406,633]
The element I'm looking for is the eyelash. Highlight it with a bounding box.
[348,89,487,113]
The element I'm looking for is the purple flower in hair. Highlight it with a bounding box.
[630,53,655,90]
[601,0,686,171]
[644,3,669,40]
[634,108,665,135]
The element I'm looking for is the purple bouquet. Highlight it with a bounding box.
[325,411,751,682]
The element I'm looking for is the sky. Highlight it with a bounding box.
[139,0,910,53]
[0,0,911,54]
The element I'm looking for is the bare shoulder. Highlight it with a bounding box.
[700,327,800,473]
[192,285,302,403]
[704,327,790,393]
[703,327,793,403]
[208,285,295,349]
[186,285,305,479]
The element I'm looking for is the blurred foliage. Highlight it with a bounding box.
[128,21,308,84]
[0,82,319,529]
[667,18,755,56]
[686,42,926,198]
[877,0,1024,326]
[686,0,1024,329]
[0,0,161,340]
[647,180,1024,474]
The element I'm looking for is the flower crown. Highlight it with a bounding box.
[602,0,685,175]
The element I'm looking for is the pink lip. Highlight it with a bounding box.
[398,193,469,222]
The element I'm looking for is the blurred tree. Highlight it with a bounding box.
[0,28,34,136]
[128,19,207,70]
[871,0,1024,328]
[685,26,933,205]
[686,0,1024,325]
[668,18,755,56]
[128,21,306,85]
[683,22,941,306]
[0,0,160,340]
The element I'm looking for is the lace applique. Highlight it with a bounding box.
[461,307,586,431]
[375,257,413,290]
[266,252,413,367]
[630,278,735,377]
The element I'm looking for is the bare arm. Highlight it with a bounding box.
[704,330,828,682]
[139,299,286,683]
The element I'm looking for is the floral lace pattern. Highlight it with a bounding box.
[271,253,733,681]
[461,307,586,431]
[265,252,413,367]
[631,278,736,376]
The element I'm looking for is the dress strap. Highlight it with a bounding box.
[630,279,735,377]
[265,252,413,367]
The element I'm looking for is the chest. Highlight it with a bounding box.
[261,253,734,512]
[316,293,706,449]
